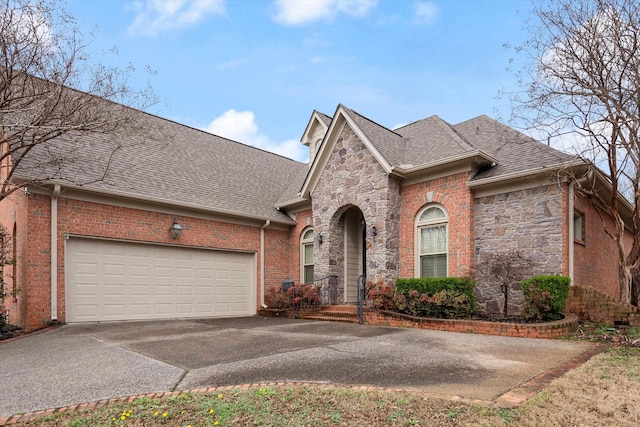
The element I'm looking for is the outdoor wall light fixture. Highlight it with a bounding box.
[372,225,377,237]
[170,220,183,239]
[317,232,323,244]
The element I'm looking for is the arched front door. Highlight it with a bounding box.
[343,207,364,303]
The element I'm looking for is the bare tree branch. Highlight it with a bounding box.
[0,0,156,200]
[509,0,640,304]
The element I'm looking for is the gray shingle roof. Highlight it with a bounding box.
[452,115,577,181]
[343,107,576,178]
[16,111,306,223]
[18,100,578,219]
[395,115,477,166]
[341,105,407,167]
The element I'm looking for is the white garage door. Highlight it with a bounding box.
[65,238,255,322]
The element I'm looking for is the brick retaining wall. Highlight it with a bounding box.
[363,310,578,339]
[567,286,640,326]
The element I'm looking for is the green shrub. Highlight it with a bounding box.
[521,275,570,321]
[396,277,477,309]
[369,277,477,319]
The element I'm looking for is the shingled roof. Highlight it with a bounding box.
[16,111,306,224]
[339,106,576,177]
[452,115,577,181]
[17,101,578,221]
[280,105,579,208]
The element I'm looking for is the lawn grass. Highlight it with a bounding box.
[19,324,640,426]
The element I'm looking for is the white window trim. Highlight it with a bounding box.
[414,204,449,278]
[301,227,315,284]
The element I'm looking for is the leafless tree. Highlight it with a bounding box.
[476,250,533,318]
[509,0,640,305]
[0,0,156,201]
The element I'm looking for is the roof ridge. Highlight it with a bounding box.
[394,114,440,132]
[432,116,477,152]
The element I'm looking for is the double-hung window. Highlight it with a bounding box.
[301,228,315,284]
[416,205,448,278]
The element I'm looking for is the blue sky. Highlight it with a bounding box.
[66,0,533,162]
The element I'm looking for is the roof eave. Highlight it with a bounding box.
[275,196,311,211]
[466,159,586,188]
[24,177,297,225]
[392,150,498,179]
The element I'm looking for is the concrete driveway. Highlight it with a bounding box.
[0,316,597,418]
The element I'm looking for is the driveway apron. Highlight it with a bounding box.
[0,317,596,418]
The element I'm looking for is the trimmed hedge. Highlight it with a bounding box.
[521,275,571,321]
[396,277,477,306]
[393,277,477,318]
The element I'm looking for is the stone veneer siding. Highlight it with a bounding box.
[474,184,566,315]
[311,124,401,286]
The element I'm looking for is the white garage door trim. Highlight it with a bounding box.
[65,237,256,322]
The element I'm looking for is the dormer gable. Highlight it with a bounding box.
[301,110,331,166]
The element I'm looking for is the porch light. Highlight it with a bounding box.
[372,225,377,237]
[317,232,323,245]
[170,220,183,239]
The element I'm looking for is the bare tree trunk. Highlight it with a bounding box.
[632,271,640,307]
[620,265,633,304]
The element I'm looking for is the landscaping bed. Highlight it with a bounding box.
[0,324,22,341]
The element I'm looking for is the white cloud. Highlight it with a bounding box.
[414,1,438,25]
[204,109,308,162]
[127,0,226,37]
[216,58,249,70]
[273,0,377,26]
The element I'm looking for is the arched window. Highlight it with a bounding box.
[301,228,314,284]
[416,205,448,278]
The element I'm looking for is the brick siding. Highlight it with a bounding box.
[1,193,290,330]
[399,172,475,278]
[573,193,630,300]
[567,285,640,326]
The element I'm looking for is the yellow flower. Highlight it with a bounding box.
[214,422,219,426]
[162,412,168,417]
[209,409,215,414]
[112,417,116,421]
[218,394,223,399]
[154,411,159,416]
[120,415,126,420]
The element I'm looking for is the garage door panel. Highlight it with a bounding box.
[66,239,254,322]
[130,284,150,296]
[103,284,125,296]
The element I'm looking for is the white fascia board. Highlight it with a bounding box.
[274,197,311,211]
[299,106,393,200]
[393,150,498,179]
[300,111,329,147]
[340,109,394,174]
[466,159,586,189]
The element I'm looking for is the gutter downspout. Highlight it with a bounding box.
[568,182,575,286]
[260,220,271,308]
[50,185,61,323]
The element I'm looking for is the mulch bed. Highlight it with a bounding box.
[0,324,22,341]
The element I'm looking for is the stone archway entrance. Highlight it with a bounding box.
[342,207,364,303]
